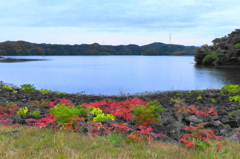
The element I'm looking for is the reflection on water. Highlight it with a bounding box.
[194,65,240,86]
[0,56,239,95]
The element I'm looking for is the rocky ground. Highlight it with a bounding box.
[1,82,240,143]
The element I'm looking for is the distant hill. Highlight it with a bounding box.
[0,41,196,56]
[195,29,240,66]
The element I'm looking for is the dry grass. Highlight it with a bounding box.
[0,126,240,159]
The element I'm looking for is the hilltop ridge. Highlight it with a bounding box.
[0,41,196,56]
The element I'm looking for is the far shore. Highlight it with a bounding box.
[0,57,48,63]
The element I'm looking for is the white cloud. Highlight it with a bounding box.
[0,0,239,46]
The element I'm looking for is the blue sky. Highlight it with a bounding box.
[0,0,239,46]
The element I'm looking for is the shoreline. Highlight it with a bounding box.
[0,80,220,97]
[0,57,48,63]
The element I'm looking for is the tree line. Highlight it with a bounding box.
[0,41,196,56]
[194,29,240,66]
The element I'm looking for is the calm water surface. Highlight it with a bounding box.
[1,56,240,95]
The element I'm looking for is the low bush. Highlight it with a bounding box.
[196,90,204,93]
[39,89,50,94]
[55,92,67,95]
[91,107,115,122]
[3,85,13,90]
[17,107,28,118]
[229,95,240,102]
[197,96,202,100]
[132,100,164,126]
[210,99,216,103]
[202,54,218,65]
[221,84,240,93]
[228,109,240,117]
[49,104,86,124]
[21,84,36,92]
[29,111,41,117]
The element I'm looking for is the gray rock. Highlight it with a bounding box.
[225,130,240,143]
[232,112,240,119]
[220,115,230,124]
[101,119,118,125]
[21,99,27,102]
[151,123,166,134]
[220,129,228,134]
[212,120,223,127]
[186,115,203,123]
[211,116,219,120]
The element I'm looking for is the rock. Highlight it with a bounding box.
[205,120,224,128]
[224,129,240,143]
[185,115,203,123]
[220,115,239,127]
[211,116,219,120]
[221,115,231,124]
[232,112,240,119]
[210,93,218,98]
[101,119,118,125]
[212,120,223,127]
[220,129,228,135]
[160,113,176,126]
[151,123,166,134]
[21,99,27,102]
[165,124,185,141]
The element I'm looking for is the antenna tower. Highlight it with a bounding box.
[169,33,171,44]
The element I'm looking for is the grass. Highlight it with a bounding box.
[0,126,240,159]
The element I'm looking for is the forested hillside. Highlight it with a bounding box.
[195,29,240,66]
[0,41,196,56]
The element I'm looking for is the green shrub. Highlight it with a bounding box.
[29,111,41,117]
[228,109,240,117]
[170,98,181,102]
[21,84,36,92]
[234,43,240,49]
[91,107,115,122]
[55,92,67,95]
[3,85,13,90]
[221,85,240,93]
[17,107,28,117]
[13,90,18,93]
[50,104,86,124]
[196,90,204,93]
[176,93,183,96]
[229,96,240,102]
[4,101,14,106]
[39,89,50,94]
[210,99,216,103]
[197,96,202,100]
[132,101,164,125]
[202,54,218,65]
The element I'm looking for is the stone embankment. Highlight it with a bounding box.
[0,83,240,143]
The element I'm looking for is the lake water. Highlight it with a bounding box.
[0,56,240,95]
